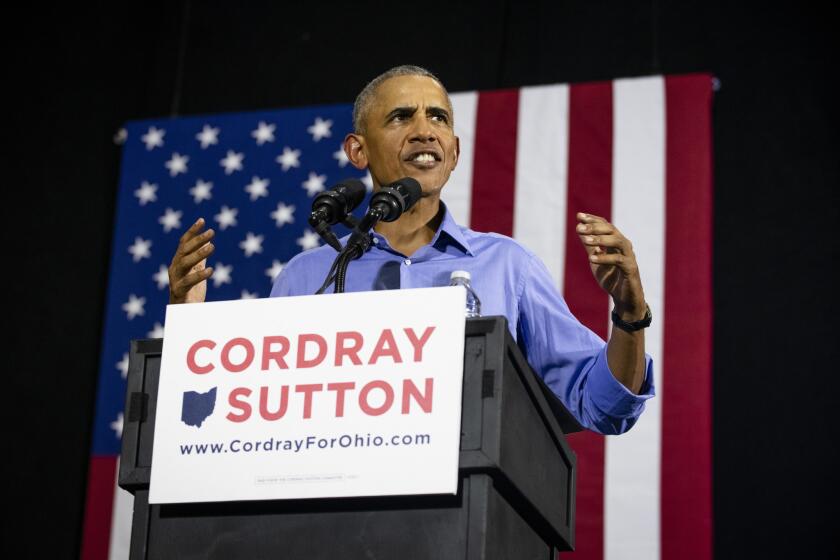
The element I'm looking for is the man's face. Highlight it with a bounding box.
[356,75,459,196]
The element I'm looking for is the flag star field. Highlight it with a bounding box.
[93,104,370,457]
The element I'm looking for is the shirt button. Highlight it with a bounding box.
[372,238,379,245]
[404,258,411,266]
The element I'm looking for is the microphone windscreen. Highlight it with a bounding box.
[311,178,368,225]
[370,177,424,222]
[333,178,367,212]
[395,177,422,211]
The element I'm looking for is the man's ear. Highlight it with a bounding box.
[344,133,367,170]
[450,136,461,172]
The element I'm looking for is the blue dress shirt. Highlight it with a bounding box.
[270,205,654,434]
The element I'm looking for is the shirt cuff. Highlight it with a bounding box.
[587,345,655,419]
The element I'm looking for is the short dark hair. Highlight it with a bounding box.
[352,65,453,134]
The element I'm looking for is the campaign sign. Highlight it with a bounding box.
[148,287,466,504]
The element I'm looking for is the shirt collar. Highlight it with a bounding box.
[369,201,474,257]
[433,202,474,256]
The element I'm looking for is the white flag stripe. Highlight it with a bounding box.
[514,84,570,289]
[446,91,478,226]
[108,458,133,560]
[604,76,666,560]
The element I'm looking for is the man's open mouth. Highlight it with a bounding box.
[405,151,442,166]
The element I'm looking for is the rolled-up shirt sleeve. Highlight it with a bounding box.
[517,254,655,435]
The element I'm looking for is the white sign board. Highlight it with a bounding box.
[149,287,466,504]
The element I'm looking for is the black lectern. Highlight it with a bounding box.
[119,317,581,559]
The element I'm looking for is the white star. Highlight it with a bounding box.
[240,289,258,300]
[153,264,169,289]
[147,322,165,339]
[189,179,213,203]
[220,150,244,175]
[362,171,374,192]
[252,121,276,145]
[122,294,146,320]
[141,126,165,150]
[307,117,333,142]
[116,353,129,379]
[113,128,127,145]
[111,412,124,439]
[276,146,301,171]
[297,229,321,251]
[195,124,220,149]
[212,262,233,287]
[158,208,183,233]
[214,206,238,230]
[244,176,270,201]
[301,172,327,197]
[239,232,264,257]
[270,202,295,228]
[134,181,158,205]
[128,237,152,262]
[165,152,189,176]
[333,145,349,167]
[266,260,285,282]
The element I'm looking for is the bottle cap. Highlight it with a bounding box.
[450,270,471,281]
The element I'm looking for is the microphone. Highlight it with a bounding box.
[310,178,366,226]
[344,177,422,256]
[366,177,423,223]
[318,177,423,294]
[309,178,367,251]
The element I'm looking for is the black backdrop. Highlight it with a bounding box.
[7,2,837,558]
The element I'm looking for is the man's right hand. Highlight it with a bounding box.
[169,218,215,304]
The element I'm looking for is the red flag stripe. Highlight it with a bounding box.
[563,81,614,560]
[80,455,118,560]
[470,89,519,236]
[661,74,714,560]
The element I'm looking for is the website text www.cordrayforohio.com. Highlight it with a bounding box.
[179,432,432,456]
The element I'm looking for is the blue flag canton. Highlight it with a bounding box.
[92,104,368,454]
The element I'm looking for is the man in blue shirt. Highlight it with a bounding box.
[168,65,654,435]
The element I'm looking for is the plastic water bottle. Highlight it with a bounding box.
[449,270,481,318]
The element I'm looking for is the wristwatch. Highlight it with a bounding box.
[611,304,652,332]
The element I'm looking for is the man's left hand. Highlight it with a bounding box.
[576,212,647,321]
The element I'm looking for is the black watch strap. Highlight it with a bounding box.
[611,304,652,332]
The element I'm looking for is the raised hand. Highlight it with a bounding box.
[576,212,647,321]
[168,218,215,304]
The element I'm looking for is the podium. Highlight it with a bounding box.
[119,316,581,559]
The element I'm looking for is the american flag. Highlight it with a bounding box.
[82,74,713,560]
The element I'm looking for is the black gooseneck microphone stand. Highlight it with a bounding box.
[315,177,422,295]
